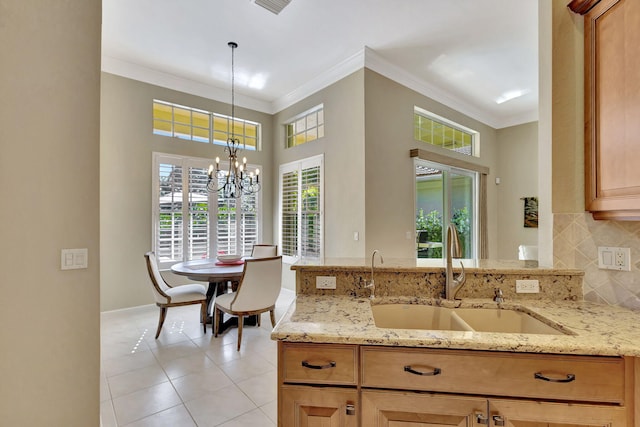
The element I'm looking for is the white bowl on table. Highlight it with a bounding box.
[217,255,242,264]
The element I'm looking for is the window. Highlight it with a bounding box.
[285,104,324,148]
[153,100,261,151]
[279,155,323,263]
[153,153,260,268]
[414,107,478,157]
[415,159,478,260]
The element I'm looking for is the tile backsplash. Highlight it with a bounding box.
[554,213,640,310]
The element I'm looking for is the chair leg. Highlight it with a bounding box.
[257,313,261,327]
[155,307,167,339]
[214,306,220,337]
[237,315,243,351]
[201,301,207,334]
[270,309,276,327]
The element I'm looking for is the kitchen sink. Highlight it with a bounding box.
[370,304,471,331]
[453,307,567,335]
[371,304,568,335]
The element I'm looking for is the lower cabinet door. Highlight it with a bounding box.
[362,389,487,426]
[280,384,358,427]
[489,398,627,427]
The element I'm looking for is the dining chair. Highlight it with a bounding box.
[214,256,282,350]
[144,252,207,339]
[251,243,277,258]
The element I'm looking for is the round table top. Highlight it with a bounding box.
[171,258,245,282]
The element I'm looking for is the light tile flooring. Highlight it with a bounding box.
[100,289,295,427]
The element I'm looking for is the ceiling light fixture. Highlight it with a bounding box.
[207,42,260,199]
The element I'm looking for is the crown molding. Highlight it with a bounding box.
[102,49,537,128]
[101,55,273,113]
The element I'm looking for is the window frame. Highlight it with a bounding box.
[153,100,262,151]
[152,152,262,269]
[414,106,479,157]
[284,104,325,149]
[278,154,324,264]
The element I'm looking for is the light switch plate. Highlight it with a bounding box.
[61,248,88,270]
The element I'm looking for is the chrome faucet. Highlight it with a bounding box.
[364,249,384,299]
[445,224,466,300]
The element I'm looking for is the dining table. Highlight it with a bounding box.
[171,257,257,334]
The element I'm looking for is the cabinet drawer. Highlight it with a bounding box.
[281,343,357,385]
[361,346,625,404]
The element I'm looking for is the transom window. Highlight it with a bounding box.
[285,104,324,148]
[153,100,260,151]
[414,107,478,157]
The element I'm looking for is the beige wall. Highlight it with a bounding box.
[496,122,539,259]
[273,70,367,259]
[0,1,101,425]
[363,69,500,258]
[100,73,274,311]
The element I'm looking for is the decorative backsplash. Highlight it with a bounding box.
[554,213,640,310]
[296,265,583,302]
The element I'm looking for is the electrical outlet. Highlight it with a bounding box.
[316,276,337,289]
[598,246,631,271]
[516,279,539,293]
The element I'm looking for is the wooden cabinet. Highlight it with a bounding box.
[278,342,632,426]
[280,385,358,427]
[569,0,640,219]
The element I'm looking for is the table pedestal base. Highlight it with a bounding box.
[205,280,258,335]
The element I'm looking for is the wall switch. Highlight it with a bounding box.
[61,248,88,270]
[316,276,337,289]
[353,232,359,241]
[516,279,539,293]
[598,246,631,271]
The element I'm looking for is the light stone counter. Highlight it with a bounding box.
[271,295,640,356]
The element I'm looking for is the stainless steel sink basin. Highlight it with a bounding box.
[371,304,568,335]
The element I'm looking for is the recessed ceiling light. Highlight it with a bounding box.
[495,89,530,104]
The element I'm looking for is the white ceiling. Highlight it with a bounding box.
[102,0,539,129]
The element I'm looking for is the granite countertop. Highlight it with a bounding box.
[271,295,640,357]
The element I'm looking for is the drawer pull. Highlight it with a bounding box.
[404,365,442,376]
[534,372,576,383]
[493,415,505,426]
[301,360,336,370]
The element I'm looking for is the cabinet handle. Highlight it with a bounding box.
[345,403,356,416]
[492,415,505,426]
[534,372,576,383]
[475,413,489,425]
[403,365,442,376]
[301,360,336,370]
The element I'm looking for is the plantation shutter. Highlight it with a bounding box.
[156,160,184,264]
[187,166,210,260]
[279,155,323,263]
[153,153,261,266]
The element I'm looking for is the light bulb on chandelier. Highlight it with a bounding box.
[206,41,261,198]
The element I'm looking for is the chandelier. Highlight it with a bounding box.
[207,42,261,198]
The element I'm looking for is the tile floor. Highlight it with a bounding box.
[100,288,295,427]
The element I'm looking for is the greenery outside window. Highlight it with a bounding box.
[153,100,260,151]
[414,106,478,157]
[285,104,324,148]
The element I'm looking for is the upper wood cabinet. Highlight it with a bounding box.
[570,0,640,220]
